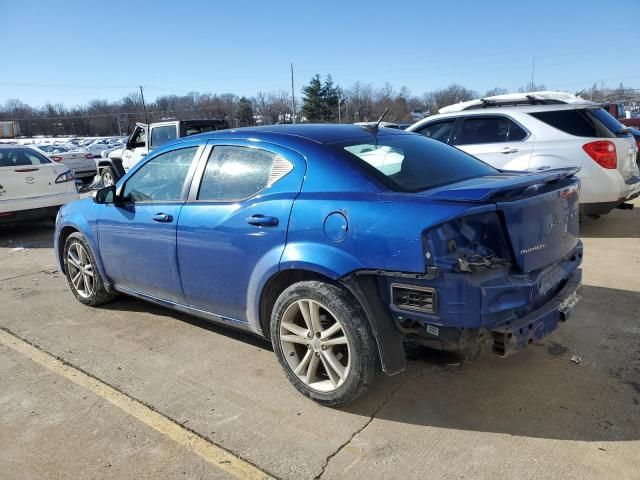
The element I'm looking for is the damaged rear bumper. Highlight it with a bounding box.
[491,269,582,356]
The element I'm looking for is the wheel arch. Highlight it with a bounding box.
[257,267,407,376]
[55,219,113,292]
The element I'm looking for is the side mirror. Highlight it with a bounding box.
[93,185,116,204]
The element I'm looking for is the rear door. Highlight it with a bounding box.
[0,148,66,201]
[177,140,305,322]
[454,115,534,170]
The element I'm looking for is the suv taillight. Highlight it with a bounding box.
[583,141,617,169]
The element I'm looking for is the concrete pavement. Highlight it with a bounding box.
[0,199,638,479]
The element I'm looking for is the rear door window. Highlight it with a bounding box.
[414,119,456,144]
[529,108,619,138]
[458,116,526,145]
[197,146,286,202]
[150,125,178,148]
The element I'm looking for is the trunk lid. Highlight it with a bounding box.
[0,163,68,201]
[423,168,580,273]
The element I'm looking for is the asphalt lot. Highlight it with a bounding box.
[0,199,638,480]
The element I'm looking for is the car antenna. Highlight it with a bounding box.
[362,108,389,135]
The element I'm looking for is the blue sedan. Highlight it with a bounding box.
[55,124,582,405]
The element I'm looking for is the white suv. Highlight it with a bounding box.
[408,92,640,217]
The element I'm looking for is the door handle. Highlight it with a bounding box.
[502,147,519,154]
[245,214,279,227]
[152,213,173,223]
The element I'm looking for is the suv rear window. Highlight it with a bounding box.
[337,134,497,192]
[529,108,623,138]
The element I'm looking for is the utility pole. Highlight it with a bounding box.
[139,85,148,124]
[338,89,341,124]
[530,57,536,92]
[290,63,296,124]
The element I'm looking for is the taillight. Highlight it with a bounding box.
[423,212,512,273]
[85,153,93,159]
[583,141,617,169]
[51,155,64,162]
[55,169,75,183]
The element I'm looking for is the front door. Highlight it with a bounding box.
[98,145,202,303]
[122,125,149,173]
[177,140,305,322]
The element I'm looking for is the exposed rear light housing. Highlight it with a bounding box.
[583,140,617,169]
[55,169,76,184]
[391,284,436,313]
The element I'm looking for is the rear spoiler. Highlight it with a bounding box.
[427,167,581,203]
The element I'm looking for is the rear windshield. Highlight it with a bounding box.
[0,148,52,167]
[336,134,498,192]
[529,108,626,138]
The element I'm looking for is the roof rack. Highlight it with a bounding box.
[462,96,565,110]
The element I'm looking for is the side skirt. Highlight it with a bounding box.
[114,286,261,335]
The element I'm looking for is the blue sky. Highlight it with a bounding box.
[2,0,639,107]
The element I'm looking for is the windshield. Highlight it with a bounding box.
[336,134,498,192]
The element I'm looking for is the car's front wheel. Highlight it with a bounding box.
[63,232,116,306]
[271,281,378,406]
[100,167,117,187]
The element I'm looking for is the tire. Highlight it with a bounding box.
[100,167,117,187]
[63,232,116,306]
[271,280,378,406]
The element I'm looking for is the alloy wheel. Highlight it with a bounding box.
[102,170,114,187]
[279,299,351,392]
[66,242,95,299]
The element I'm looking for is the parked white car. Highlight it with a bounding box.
[86,139,117,158]
[0,145,78,224]
[408,92,640,217]
[35,144,97,186]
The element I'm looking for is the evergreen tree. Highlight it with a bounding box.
[301,75,324,122]
[236,97,254,126]
[321,74,340,122]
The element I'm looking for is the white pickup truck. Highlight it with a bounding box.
[99,119,229,186]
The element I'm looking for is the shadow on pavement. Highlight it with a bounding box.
[0,221,55,249]
[580,200,640,238]
[341,284,640,442]
[97,282,640,442]
[101,295,274,352]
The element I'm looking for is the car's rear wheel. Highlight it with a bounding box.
[100,167,117,187]
[271,281,378,406]
[63,232,116,306]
